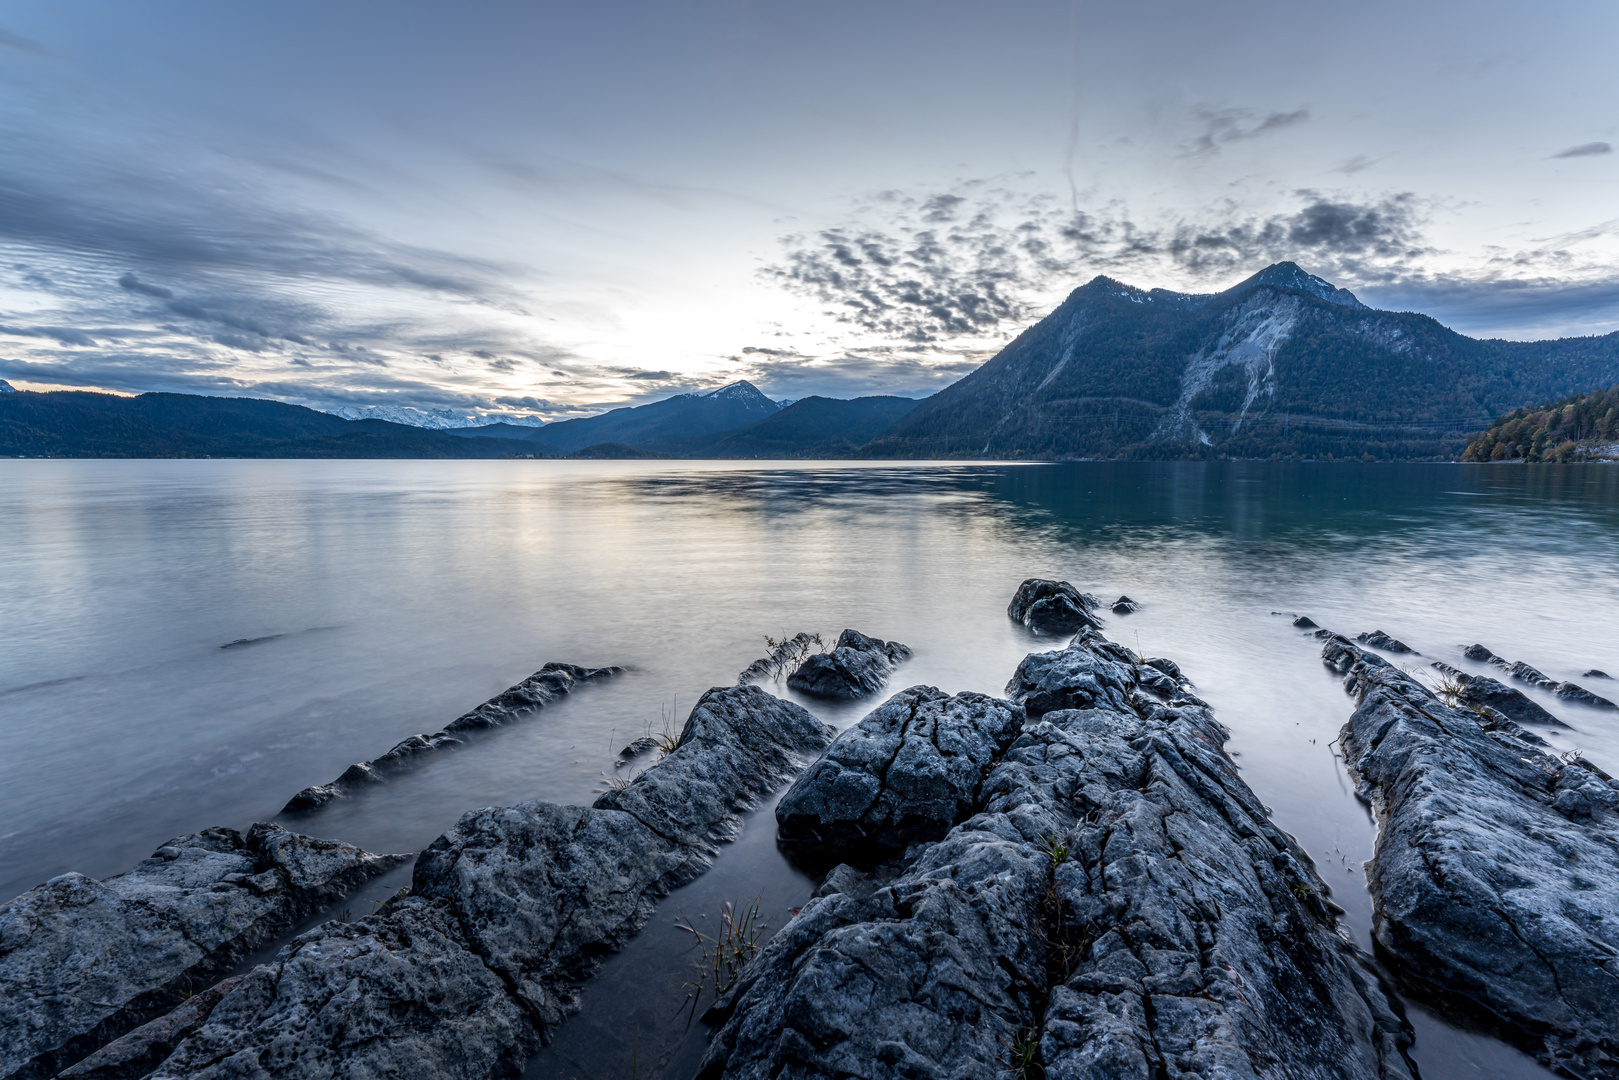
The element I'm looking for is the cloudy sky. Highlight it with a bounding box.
[2,0,1617,419]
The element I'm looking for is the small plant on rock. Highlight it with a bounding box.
[676,895,768,1021]
[1001,1025,1044,1080]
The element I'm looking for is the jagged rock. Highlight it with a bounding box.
[1007,579,1102,636]
[150,899,528,1080]
[615,735,659,765]
[0,825,404,1080]
[147,685,834,1079]
[283,662,619,812]
[738,632,818,685]
[1292,615,1319,629]
[57,975,247,1080]
[786,629,913,700]
[1464,643,1498,662]
[776,686,1023,856]
[1585,669,1612,680]
[1005,630,1139,718]
[1358,630,1417,654]
[702,635,1415,1080]
[1328,636,1619,1077]
[1110,595,1139,614]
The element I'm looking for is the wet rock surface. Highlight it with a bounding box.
[1110,595,1139,614]
[1358,630,1417,654]
[0,825,404,1080]
[146,685,833,1080]
[703,635,1415,1080]
[1006,630,1144,717]
[1008,579,1102,636]
[1585,669,1612,680]
[776,686,1023,857]
[283,662,620,812]
[1456,645,1615,712]
[1292,614,1319,628]
[1328,636,1619,1077]
[786,629,913,700]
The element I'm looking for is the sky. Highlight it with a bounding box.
[2,0,1618,421]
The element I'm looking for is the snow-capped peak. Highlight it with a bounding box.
[328,404,547,429]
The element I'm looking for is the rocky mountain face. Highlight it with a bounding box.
[865,262,1619,460]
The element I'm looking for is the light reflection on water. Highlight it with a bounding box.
[3,459,1616,1080]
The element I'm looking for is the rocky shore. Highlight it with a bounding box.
[702,627,1416,1080]
[0,825,406,1080]
[1324,635,1619,1077]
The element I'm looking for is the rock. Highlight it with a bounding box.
[1457,675,1568,727]
[1509,659,1554,687]
[1464,643,1498,662]
[786,629,913,700]
[1555,682,1618,709]
[147,685,834,1080]
[1327,636,1619,1077]
[738,632,819,685]
[57,975,247,1080]
[1292,614,1319,628]
[1110,595,1139,614]
[1005,630,1139,718]
[0,825,404,1080]
[149,899,529,1080]
[1585,669,1612,680]
[1007,578,1102,636]
[615,735,659,764]
[776,686,1023,857]
[1357,630,1417,654]
[702,635,1415,1080]
[283,662,619,812]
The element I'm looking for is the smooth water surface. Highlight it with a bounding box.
[4,459,1617,1080]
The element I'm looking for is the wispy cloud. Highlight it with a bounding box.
[1183,107,1309,157]
[1551,141,1612,159]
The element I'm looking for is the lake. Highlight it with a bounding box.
[4,459,1617,1080]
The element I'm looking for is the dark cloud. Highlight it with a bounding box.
[1552,142,1612,159]
[118,272,172,298]
[488,357,516,371]
[0,323,96,346]
[766,184,1431,345]
[627,369,675,380]
[1185,107,1309,157]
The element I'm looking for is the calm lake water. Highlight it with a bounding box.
[4,459,1617,1080]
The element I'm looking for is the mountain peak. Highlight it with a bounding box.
[1236,262,1366,309]
[0,380,16,393]
[703,380,779,410]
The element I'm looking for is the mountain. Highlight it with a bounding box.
[533,380,781,453]
[865,262,1619,460]
[0,390,555,458]
[649,395,920,457]
[1461,384,1619,462]
[444,422,556,442]
[328,403,547,429]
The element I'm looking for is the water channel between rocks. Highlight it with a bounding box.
[4,459,1617,1080]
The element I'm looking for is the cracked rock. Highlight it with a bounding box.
[1329,636,1619,1077]
[0,825,404,1080]
[702,634,1415,1080]
[786,630,913,700]
[776,685,1023,857]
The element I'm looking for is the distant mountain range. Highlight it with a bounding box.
[8,263,1619,460]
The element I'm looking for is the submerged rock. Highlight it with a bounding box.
[1328,636,1619,1077]
[776,686,1022,857]
[0,825,404,1080]
[1110,595,1139,614]
[1292,614,1320,629]
[786,629,913,700]
[1357,630,1417,654]
[283,662,619,812]
[1464,643,1498,662]
[1007,578,1101,636]
[703,635,1415,1080]
[1585,669,1612,680]
[1458,675,1568,727]
[1557,682,1618,709]
[146,685,833,1080]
